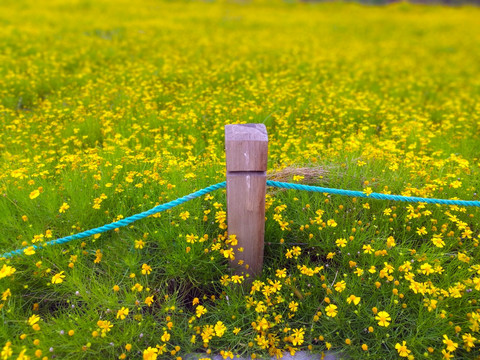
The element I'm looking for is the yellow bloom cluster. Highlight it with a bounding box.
[0,0,479,359]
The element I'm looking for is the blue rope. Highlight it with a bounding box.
[2,180,479,259]
[267,181,480,207]
[1,182,226,259]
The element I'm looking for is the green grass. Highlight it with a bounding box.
[1,0,480,359]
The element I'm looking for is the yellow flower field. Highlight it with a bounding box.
[1,0,480,359]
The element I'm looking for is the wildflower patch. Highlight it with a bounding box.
[1,0,480,359]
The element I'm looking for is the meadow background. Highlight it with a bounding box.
[1,0,480,359]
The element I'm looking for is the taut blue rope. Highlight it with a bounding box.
[1,182,226,259]
[267,181,480,207]
[2,180,479,259]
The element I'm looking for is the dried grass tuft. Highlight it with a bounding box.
[267,166,329,185]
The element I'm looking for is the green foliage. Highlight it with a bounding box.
[0,0,480,359]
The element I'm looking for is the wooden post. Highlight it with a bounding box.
[225,124,268,278]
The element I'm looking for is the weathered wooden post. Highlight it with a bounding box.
[225,124,268,278]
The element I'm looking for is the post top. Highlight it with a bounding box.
[225,123,268,172]
[225,124,268,142]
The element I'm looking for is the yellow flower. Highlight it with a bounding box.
[450,180,462,188]
[145,296,154,307]
[24,246,36,256]
[28,314,40,326]
[327,219,337,227]
[161,331,171,342]
[32,234,44,243]
[141,263,152,275]
[441,349,453,359]
[292,246,301,257]
[334,281,346,293]
[220,275,230,286]
[17,348,28,360]
[0,265,16,279]
[375,311,391,327]
[255,334,268,349]
[223,248,235,260]
[431,234,445,248]
[442,335,458,352]
[51,271,65,284]
[179,211,190,220]
[1,288,11,301]
[363,244,374,254]
[231,275,244,284]
[255,318,270,331]
[214,321,226,337]
[291,328,305,346]
[354,268,364,276]
[395,341,411,357]
[143,346,158,360]
[201,325,214,343]
[116,307,129,320]
[1,342,12,359]
[29,189,40,199]
[220,350,234,359]
[134,239,145,249]
[276,268,287,278]
[196,305,207,318]
[386,236,396,248]
[335,238,347,248]
[59,202,70,213]
[255,301,267,313]
[226,234,237,246]
[420,263,434,275]
[325,304,338,318]
[416,227,428,236]
[185,234,198,243]
[288,301,299,312]
[346,295,361,305]
[94,249,102,263]
[131,283,143,292]
[462,333,476,349]
[97,320,113,333]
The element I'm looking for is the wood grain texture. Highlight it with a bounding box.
[225,123,268,278]
[226,172,266,277]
